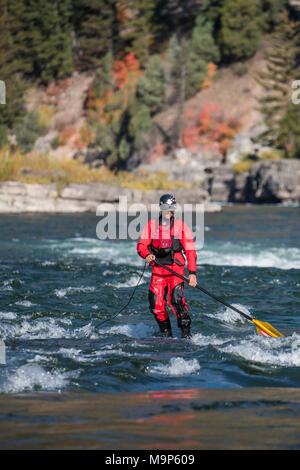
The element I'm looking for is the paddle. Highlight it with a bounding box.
[154,259,284,338]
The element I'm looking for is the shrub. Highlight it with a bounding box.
[259,149,283,160]
[14,111,46,153]
[37,105,55,129]
[58,125,77,146]
[0,125,8,150]
[51,136,60,150]
[183,103,242,155]
[233,159,254,174]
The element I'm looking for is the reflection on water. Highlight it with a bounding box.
[0,387,299,449]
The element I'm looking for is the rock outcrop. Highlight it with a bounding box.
[206,159,300,204]
[0,159,298,213]
[0,181,218,213]
[241,159,300,203]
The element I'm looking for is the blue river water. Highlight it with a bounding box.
[0,205,299,395]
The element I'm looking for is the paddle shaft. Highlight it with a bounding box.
[154,259,253,323]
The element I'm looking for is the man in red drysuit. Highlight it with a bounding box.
[137,194,197,338]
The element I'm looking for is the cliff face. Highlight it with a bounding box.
[207,159,300,204]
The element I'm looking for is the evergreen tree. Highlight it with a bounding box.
[201,0,224,37]
[186,15,220,98]
[278,102,300,157]
[14,110,45,153]
[161,15,220,146]
[89,49,154,168]
[92,52,114,98]
[0,1,28,133]
[152,0,203,47]
[261,0,289,29]
[136,55,164,111]
[8,0,74,84]
[122,0,156,66]
[74,0,120,70]
[256,10,300,156]
[202,0,288,45]
[163,35,181,106]
[219,0,266,61]
[5,0,39,77]
[189,15,220,64]
[128,101,153,151]
[95,120,119,166]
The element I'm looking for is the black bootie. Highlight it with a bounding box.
[177,315,191,339]
[181,326,191,339]
[157,317,173,338]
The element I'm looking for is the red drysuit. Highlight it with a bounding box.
[137,214,197,337]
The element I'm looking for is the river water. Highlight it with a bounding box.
[0,205,299,449]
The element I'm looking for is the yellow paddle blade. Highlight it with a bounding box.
[252,319,285,338]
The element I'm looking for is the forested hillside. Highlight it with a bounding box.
[0,0,300,175]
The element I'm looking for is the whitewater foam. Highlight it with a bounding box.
[2,363,73,393]
[41,260,56,266]
[54,286,96,297]
[197,242,300,270]
[191,332,230,347]
[219,332,300,368]
[0,280,13,291]
[147,357,201,376]
[15,300,35,307]
[206,304,251,326]
[107,322,155,339]
[57,344,147,363]
[0,317,73,341]
[0,311,17,320]
[110,274,147,288]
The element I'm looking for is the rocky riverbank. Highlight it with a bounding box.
[0,157,298,214]
[0,181,219,213]
[207,159,300,204]
[138,151,300,205]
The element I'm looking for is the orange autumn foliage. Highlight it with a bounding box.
[201,62,217,90]
[71,134,86,151]
[86,53,142,125]
[59,125,77,146]
[113,60,128,89]
[183,103,242,155]
[124,52,140,72]
[113,53,141,89]
[116,1,128,25]
[198,103,220,133]
[182,128,200,150]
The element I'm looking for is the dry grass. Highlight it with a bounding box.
[0,146,190,191]
[233,159,254,174]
